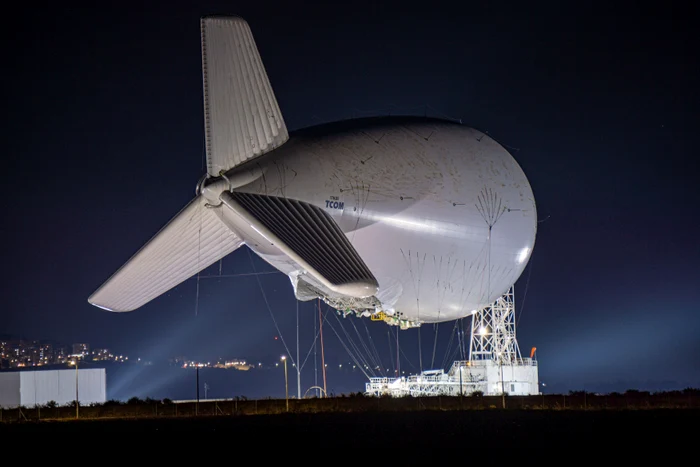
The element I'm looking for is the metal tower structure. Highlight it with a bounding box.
[469,285,522,364]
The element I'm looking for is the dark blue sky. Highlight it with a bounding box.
[4,1,699,394]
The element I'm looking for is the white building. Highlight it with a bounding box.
[366,359,538,397]
[0,369,106,408]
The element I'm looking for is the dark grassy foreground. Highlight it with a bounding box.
[1,409,696,448]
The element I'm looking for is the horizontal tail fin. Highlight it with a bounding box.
[88,196,243,312]
[221,191,378,298]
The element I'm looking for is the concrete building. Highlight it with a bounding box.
[72,343,90,356]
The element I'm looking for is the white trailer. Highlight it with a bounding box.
[0,369,106,408]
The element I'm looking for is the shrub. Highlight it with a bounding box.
[103,399,124,406]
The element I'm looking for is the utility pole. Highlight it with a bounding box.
[74,358,79,419]
[459,363,463,397]
[281,355,289,412]
[500,359,505,409]
[318,299,327,397]
[314,299,318,396]
[396,327,400,377]
[196,366,200,415]
[296,300,301,399]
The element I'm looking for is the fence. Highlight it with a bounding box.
[0,390,697,423]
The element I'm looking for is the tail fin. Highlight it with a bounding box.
[88,197,243,312]
[201,16,288,176]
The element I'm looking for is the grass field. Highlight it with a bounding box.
[1,409,696,449]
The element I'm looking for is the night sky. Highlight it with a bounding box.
[4,1,699,394]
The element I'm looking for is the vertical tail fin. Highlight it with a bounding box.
[201,16,288,176]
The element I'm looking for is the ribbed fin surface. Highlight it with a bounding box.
[230,192,376,287]
[201,16,288,176]
[88,196,243,312]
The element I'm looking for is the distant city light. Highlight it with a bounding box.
[0,339,253,373]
